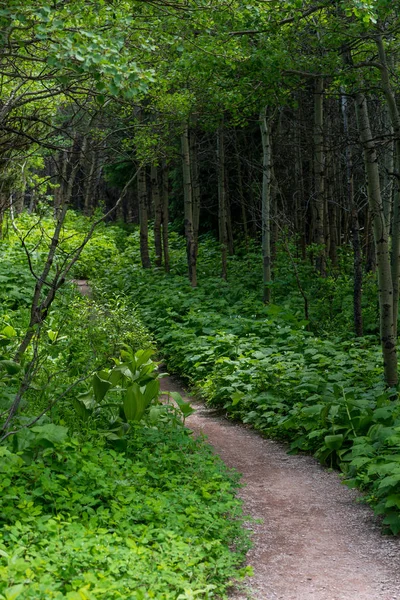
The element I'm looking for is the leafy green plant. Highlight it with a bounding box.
[0,424,251,599]
[72,348,161,443]
[94,229,400,533]
[0,213,251,598]
[72,348,195,449]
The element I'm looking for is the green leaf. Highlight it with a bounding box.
[1,325,16,338]
[47,329,58,343]
[302,404,323,416]
[31,424,68,445]
[378,474,400,490]
[123,383,142,421]
[385,494,400,509]
[231,391,244,406]
[324,434,344,450]
[382,513,400,535]
[73,398,92,421]
[0,360,21,375]
[93,373,112,402]
[134,348,154,369]
[149,405,163,424]
[77,391,97,410]
[108,368,123,386]
[143,379,160,404]
[170,391,195,418]
[5,585,25,600]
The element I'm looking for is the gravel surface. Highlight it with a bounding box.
[161,376,400,600]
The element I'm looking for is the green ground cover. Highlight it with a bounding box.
[0,214,251,599]
[98,229,400,534]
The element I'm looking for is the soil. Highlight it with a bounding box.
[73,279,92,297]
[160,375,400,600]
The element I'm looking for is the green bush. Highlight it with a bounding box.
[0,424,250,599]
[0,214,251,598]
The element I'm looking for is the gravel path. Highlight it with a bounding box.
[161,376,400,600]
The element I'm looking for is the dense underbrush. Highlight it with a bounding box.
[97,229,400,535]
[0,213,250,599]
[0,423,249,599]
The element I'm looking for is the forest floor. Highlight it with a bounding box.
[160,375,400,600]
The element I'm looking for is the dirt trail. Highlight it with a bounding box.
[161,375,400,600]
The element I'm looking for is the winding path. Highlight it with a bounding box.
[74,280,400,598]
[161,376,400,600]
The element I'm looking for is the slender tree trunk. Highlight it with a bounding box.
[83,144,99,216]
[376,35,400,339]
[260,107,272,303]
[138,167,151,269]
[313,77,326,276]
[54,136,81,215]
[13,160,27,214]
[217,124,228,280]
[355,91,397,386]
[364,207,377,272]
[382,105,394,232]
[271,168,278,264]
[341,91,363,336]
[234,130,248,246]
[190,129,200,255]
[294,115,306,258]
[151,165,162,267]
[161,160,170,273]
[225,178,234,256]
[181,123,197,287]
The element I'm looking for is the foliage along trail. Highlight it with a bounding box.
[161,376,400,600]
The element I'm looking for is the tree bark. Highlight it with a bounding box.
[355,90,397,386]
[313,77,326,276]
[161,160,170,273]
[260,107,272,303]
[217,124,228,280]
[234,130,249,247]
[138,166,151,269]
[190,129,201,255]
[83,143,100,216]
[341,91,363,337]
[376,35,400,339]
[181,123,197,287]
[151,165,163,267]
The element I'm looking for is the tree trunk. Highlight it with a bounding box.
[376,35,400,339]
[151,165,162,267]
[294,115,307,258]
[341,91,363,337]
[225,176,234,256]
[181,123,197,287]
[0,194,5,239]
[217,124,228,280]
[355,90,397,386]
[313,77,326,276]
[138,166,151,269]
[190,129,200,256]
[162,160,170,273]
[83,144,99,216]
[260,107,272,303]
[382,105,394,233]
[234,130,249,246]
